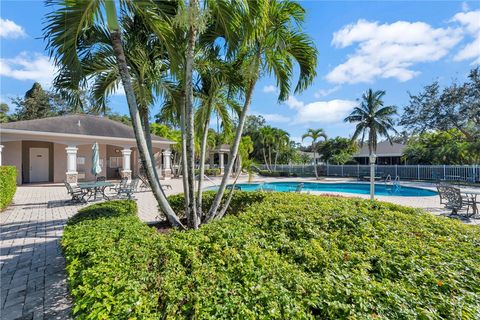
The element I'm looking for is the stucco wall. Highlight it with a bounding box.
[53,143,67,183]
[2,141,22,185]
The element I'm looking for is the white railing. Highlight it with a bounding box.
[259,164,480,183]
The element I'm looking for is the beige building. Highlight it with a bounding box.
[0,114,175,185]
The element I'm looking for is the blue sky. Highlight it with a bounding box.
[1,1,479,143]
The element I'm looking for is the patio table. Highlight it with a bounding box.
[461,190,480,218]
[78,181,114,201]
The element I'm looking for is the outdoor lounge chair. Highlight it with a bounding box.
[226,185,242,191]
[110,177,128,192]
[116,178,139,199]
[436,182,450,204]
[441,186,474,216]
[64,181,87,203]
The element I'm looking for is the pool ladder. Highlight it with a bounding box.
[385,175,401,192]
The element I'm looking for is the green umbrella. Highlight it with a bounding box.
[91,142,102,177]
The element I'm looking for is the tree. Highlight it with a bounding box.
[44,0,183,227]
[11,82,69,121]
[344,89,397,156]
[400,67,480,142]
[206,0,317,221]
[243,115,266,137]
[318,137,358,165]
[302,128,327,179]
[0,103,10,123]
[403,129,479,165]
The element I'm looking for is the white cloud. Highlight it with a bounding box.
[283,95,356,125]
[0,52,57,87]
[452,10,480,64]
[258,113,290,123]
[461,2,470,12]
[314,86,341,98]
[294,99,357,124]
[285,95,304,109]
[262,85,277,93]
[327,19,463,84]
[0,18,26,39]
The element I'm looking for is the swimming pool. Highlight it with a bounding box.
[209,182,437,197]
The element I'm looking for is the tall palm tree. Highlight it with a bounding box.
[44,0,184,227]
[194,56,241,219]
[302,128,327,180]
[273,128,290,171]
[258,126,275,171]
[206,0,317,221]
[344,89,398,156]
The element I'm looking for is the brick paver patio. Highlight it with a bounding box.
[0,181,182,320]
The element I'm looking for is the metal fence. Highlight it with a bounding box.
[259,164,480,183]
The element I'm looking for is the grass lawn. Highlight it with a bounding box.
[63,193,480,319]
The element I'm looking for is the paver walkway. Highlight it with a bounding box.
[0,182,182,320]
[1,186,73,320]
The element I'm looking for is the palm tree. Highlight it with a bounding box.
[302,128,327,180]
[258,126,275,171]
[344,89,398,155]
[194,56,242,219]
[44,0,184,228]
[273,128,290,171]
[206,0,317,221]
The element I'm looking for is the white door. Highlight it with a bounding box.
[29,148,49,183]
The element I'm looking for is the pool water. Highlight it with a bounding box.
[210,182,437,197]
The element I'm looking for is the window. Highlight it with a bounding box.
[109,157,123,168]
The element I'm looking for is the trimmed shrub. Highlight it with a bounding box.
[259,170,297,177]
[0,166,17,211]
[62,201,162,319]
[195,168,221,176]
[64,194,480,319]
[168,191,266,217]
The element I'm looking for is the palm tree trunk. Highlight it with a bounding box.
[262,148,270,171]
[184,0,199,229]
[313,142,318,179]
[108,23,183,228]
[196,116,210,218]
[180,90,190,217]
[205,79,256,221]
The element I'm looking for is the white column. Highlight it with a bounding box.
[219,152,224,174]
[65,146,78,184]
[162,150,172,179]
[121,148,132,180]
[0,145,3,166]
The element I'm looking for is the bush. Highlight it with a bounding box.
[64,194,480,319]
[259,170,297,177]
[62,200,162,319]
[195,168,221,176]
[0,166,17,210]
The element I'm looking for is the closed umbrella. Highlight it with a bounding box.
[91,142,102,178]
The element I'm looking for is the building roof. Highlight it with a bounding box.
[353,141,406,157]
[0,114,171,143]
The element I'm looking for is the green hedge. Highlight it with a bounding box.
[259,170,297,177]
[195,168,221,176]
[62,201,162,319]
[0,166,17,210]
[63,194,480,319]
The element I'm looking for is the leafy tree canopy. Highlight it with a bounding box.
[10,82,71,121]
[400,67,480,142]
[403,129,480,165]
[318,137,359,165]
